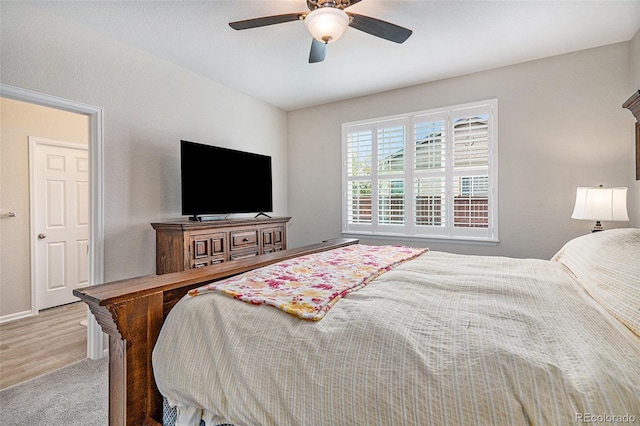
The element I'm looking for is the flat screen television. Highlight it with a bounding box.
[180,140,273,221]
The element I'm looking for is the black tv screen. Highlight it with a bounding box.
[181,140,273,220]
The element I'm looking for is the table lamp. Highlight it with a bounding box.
[571,185,629,232]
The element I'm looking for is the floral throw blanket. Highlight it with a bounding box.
[188,244,428,321]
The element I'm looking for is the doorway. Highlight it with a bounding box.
[0,84,104,360]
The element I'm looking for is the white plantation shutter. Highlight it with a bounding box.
[347,180,372,224]
[413,113,447,236]
[347,129,372,177]
[346,127,373,227]
[377,123,406,231]
[450,104,494,238]
[343,100,498,242]
[378,179,405,225]
[414,119,446,171]
[414,177,445,226]
[377,126,405,174]
[453,117,489,169]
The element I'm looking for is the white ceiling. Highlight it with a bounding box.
[35,1,640,111]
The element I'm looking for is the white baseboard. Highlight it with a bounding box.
[0,310,35,324]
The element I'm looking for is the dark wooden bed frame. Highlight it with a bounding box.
[73,238,358,426]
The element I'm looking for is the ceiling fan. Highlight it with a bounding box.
[229,0,412,63]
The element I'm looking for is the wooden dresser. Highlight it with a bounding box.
[151,217,291,274]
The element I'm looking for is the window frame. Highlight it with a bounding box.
[341,99,499,244]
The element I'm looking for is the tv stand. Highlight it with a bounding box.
[151,217,291,274]
[254,212,272,219]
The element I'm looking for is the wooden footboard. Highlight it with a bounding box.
[73,238,357,426]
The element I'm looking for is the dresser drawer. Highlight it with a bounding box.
[192,257,224,269]
[189,232,225,259]
[229,250,259,261]
[262,226,284,246]
[230,230,259,251]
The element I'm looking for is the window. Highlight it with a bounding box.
[342,100,498,242]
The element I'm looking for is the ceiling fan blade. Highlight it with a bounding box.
[229,13,303,30]
[309,38,327,63]
[348,13,412,43]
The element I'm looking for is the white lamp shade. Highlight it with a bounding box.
[304,7,349,43]
[571,187,629,221]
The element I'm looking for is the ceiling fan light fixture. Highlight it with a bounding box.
[304,7,349,43]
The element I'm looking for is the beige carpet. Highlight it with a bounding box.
[0,357,108,425]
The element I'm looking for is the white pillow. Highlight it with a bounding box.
[552,228,640,337]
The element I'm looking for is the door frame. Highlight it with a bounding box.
[29,137,89,310]
[1,83,105,360]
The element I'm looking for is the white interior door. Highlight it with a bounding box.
[31,137,89,310]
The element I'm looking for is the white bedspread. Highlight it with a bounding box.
[153,241,640,425]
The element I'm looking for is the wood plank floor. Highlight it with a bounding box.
[0,302,87,390]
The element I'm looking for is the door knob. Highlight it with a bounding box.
[38,233,47,239]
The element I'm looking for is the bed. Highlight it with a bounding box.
[151,228,640,426]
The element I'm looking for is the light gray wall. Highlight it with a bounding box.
[0,2,288,285]
[287,42,634,260]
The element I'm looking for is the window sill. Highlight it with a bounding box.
[342,231,499,246]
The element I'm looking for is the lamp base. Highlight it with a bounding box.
[591,221,604,232]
